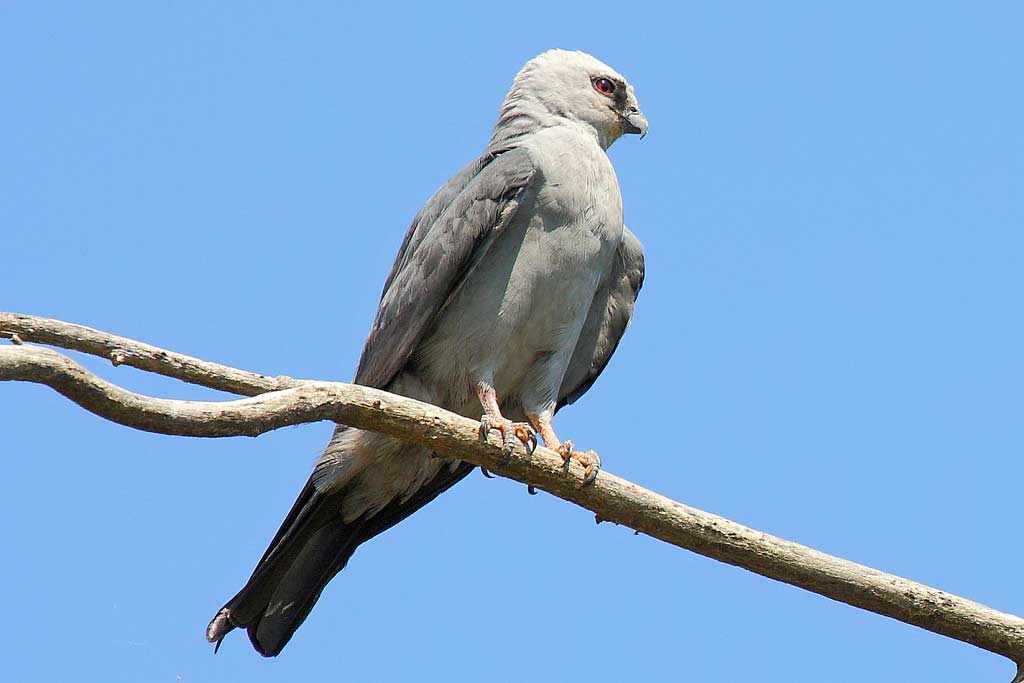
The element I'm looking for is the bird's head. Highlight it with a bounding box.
[499,49,648,150]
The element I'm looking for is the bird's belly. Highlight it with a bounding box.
[415,212,620,413]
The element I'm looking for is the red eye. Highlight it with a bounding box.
[593,77,616,95]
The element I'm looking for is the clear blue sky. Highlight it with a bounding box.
[3,3,1022,682]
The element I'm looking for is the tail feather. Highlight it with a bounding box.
[248,515,368,655]
[207,460,475,656]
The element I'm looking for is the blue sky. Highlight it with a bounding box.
[3,3,1022,681]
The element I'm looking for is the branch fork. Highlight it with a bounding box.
[2,311,1023,679]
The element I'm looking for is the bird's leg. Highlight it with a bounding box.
[526,410,602,487]
[476,382,536,470]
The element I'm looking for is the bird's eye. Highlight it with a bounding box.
[593,77,616,96]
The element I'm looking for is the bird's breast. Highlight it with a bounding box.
[414,130,626,410]
[534,142,622,237]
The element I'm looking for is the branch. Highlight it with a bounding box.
[3,313,1024,677]
[0,311,301,395]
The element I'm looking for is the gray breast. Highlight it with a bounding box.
[415,125,624,412]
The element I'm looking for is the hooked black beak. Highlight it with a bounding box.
[622,109,648,139]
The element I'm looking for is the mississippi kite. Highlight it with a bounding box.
[207,49,648,656]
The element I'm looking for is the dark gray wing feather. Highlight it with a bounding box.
[557,225,645,410]
[207,148,537,656]
[355,147,537,389]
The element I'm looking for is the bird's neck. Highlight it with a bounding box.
[487,97,545,149]
[488,97,616,152]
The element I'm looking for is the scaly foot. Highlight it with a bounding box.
[556,441,602,487]
[479,415,537,469]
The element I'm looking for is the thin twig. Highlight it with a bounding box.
[0,312,302,395]
[2,319,1023,677]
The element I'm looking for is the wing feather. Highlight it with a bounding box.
[354,148,537,389]
[557,225,645,410]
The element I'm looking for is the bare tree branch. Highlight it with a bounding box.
[0,311,301,395]
[3,311,1024,677]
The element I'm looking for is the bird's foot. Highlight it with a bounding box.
[479,415,537,469]
[557,441,601,487]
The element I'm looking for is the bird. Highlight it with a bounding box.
[207,48,648,657]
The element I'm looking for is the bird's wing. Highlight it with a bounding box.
[557,225,645,410]
[354,146,537,389]
[207,148,538,656]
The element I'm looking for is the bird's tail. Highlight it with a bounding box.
[206,448,474,657]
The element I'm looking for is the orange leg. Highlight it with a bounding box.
[476,383,536,468]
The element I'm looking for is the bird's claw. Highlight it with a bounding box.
[517,426,538,455]
[557,442,601,487]
[575,450,602,487]
[556,440,575,474]
[478,416,537,469]
[478,416,493,443]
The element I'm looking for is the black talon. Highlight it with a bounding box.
[479,416,536,468]
[480,467,495,479]
[580,451,602,488]
[527,485,537,495]
[559,440,574,474]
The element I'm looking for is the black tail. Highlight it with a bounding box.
[207,461,475,656]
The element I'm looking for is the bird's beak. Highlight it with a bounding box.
[622,110,649,139]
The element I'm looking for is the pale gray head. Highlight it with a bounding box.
[491,49,648,150]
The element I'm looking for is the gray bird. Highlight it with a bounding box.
[207,49,647,656]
